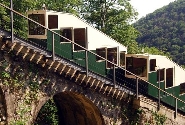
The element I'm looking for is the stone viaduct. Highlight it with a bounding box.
[0,31,135,125]
[0,31,185,125]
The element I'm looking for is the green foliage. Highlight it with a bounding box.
[41,79,50,85]
[120,97,143,125]
[34,0,83,15]
[139,45,171,57]
[0,71,10,85]
[29,81,39,91]
[81,0,139,53]
[133,0,185,65]
[0,60,23,87]
[35,99,59,125]
[152,111,167,125]
[10,94,32,125]
[1,71,10,79]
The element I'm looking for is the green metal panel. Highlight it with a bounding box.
[179,94,185,112]
[159,81,165,98]
[70,50,107,76]
[160,81,165,90]
[88,51,106,76]
[73,51,85,60]
[47,30,72,60]
[148,72,166,99]
[148,72,184,111]
[161,86,179,107]
[148,72,158,97]
[72,51,86,67]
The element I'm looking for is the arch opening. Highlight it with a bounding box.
[35,92,105,125]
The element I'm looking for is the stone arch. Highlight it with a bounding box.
[35,91,105,125]
[53,92,105,125]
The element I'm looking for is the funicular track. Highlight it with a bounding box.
[1,3,185,122]
[0,28,134,102]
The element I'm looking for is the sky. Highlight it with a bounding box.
[129,0,176,20]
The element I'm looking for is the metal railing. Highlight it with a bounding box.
[0,2,185,118]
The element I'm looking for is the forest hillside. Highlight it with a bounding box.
[133,0,185,66]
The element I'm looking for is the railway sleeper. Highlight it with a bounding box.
[0,37,131,102]
[65,67,76,78]
[82,76,92,87]
[90,79,100,90]
[75,73,86,84]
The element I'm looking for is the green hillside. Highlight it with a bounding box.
[133,0,185,65]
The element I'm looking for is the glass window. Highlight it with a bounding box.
[180,83,185,94]
[157,68,164,81]
[120,51,126,67]
[150,59,156,71]
[48,15,58,29]
[96,48,106,61]
[28,14,45,35]
[166,68,173,88]
[126,57,133,75]
[60,29,72,42]
[74,28,86,51]
[107,47,117,68]
[126,57,147,77]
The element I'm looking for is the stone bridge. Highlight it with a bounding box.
[0,33,185,125]
[0,33,136,125]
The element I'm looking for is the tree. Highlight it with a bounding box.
[33,0,83,15]
[81,0,139,53]
[133,0,185,65]
[35,99,59,125]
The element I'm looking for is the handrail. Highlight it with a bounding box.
[0,3,185,108]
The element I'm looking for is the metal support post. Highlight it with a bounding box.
[85,27,88,76]
[158,68,161,111]
[136,77,139,99]
[10,0,14,42]
[85,50,88,76]
[175,98,177,119]
[52,33,55,61]
[113,64,116,88]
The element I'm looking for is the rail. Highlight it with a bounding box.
[0,2,184,118]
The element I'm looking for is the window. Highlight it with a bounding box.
[126,57,147,77]
[157,68,164,81]
[126,57,133,75]
[48,15,58,29]
[150,59,156,71]
[134,58,147,77]
[28,14,45,35]
[180,83,185,94]
[166,68,173,88]
[107,47,117,68]
[96,48,106,61]
[60,29,72,42]
[74,28,86,51]
[120,51,126,67]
